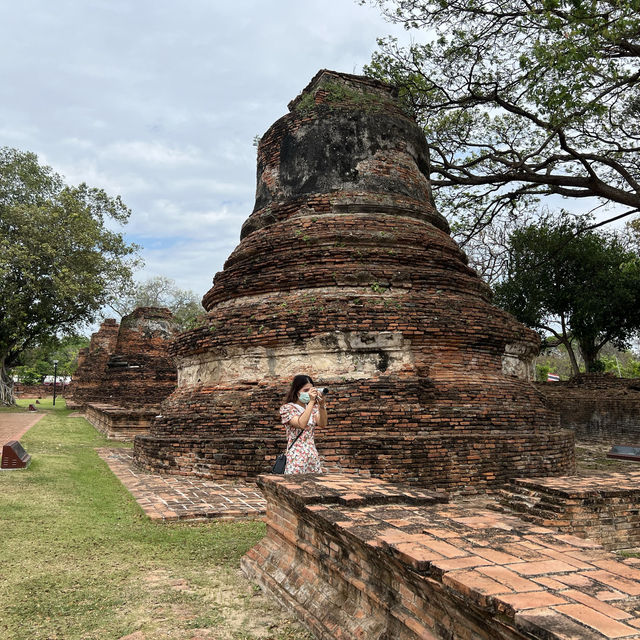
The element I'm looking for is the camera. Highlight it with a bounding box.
[315,386,329,396]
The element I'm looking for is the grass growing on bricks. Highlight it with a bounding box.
[0,400,312,640]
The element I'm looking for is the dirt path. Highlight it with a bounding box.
[0,411,45,444]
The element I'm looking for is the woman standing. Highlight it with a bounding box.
[279,374,326,474]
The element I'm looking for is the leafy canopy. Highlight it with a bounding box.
[13,334,90,384]
[0,147,140,400]
[113,275,205,331]
[363,0,640,280]
[493,217,640,375]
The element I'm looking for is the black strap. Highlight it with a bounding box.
[286,428,305,453]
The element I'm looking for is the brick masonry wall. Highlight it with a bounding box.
[84,404,158,441]
[14,384,67,398]
[499,472,640,551]
[537,374,640,443]
[243,474,640,640]
[134,70,574,490]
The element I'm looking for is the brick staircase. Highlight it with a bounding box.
[496,474,640,551]
[497,479,575,528]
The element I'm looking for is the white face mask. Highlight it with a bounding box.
[298,391,310,404]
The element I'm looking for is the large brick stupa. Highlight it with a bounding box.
[134,70,574,491]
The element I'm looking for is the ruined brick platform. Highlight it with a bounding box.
[96,448,265,521]
[242,474,640,640]
[85,404,158,441]
[499,472,640,551]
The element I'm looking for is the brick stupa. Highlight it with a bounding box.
[134,70,574,490]
[66,318,119,408]
[70,307,177,439]
[96,307,177,408]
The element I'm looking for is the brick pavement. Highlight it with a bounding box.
[510,472,640,495]
[96,448,266,521]
[0,412,45,445]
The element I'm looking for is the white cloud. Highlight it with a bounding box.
[101,141,203,167]
[127,199,246,238]
[43,157,152,196]
[0,0,412,326]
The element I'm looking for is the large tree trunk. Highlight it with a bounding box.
[0,359,16,406]
[579,342,600,373]
[565,343,582,378]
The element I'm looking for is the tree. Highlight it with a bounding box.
[363,0,640,277]
[13,334,90,383]
[0,148,140,405]
[112,275,204,331]
[493,218,640,376]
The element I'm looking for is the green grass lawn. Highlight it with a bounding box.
[0,401,312,640]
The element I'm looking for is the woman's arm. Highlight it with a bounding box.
[316,393,327,427]
[289,394,317,429]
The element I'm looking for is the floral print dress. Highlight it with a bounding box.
[279,402,323,474]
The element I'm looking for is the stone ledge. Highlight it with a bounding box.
[511,472,640,498]
[85,403,158,441]
[243,473,640,639]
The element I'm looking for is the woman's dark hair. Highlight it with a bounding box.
[284,374,314,404]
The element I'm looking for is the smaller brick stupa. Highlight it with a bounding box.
[66,318,119,409]
[71,308,178,440]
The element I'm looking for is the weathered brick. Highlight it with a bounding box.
[132,69,574,491]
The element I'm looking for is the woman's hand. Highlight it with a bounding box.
[315,389,326,406]
[308,388,318,403]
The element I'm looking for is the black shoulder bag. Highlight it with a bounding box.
[271,428,304,474]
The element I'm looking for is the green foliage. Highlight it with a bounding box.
[363,0,640,280]
[12,334,90,382]
[294,92,317,115]
[535,363,552,382]
[294,79,389,115]
[599,352,640,378]
[15,367,43,385]
[494,217,640,375]
[115,275,204,331]
[0,147,140,404]
[535,340,640,380]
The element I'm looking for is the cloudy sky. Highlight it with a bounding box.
[1,0,412,310]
